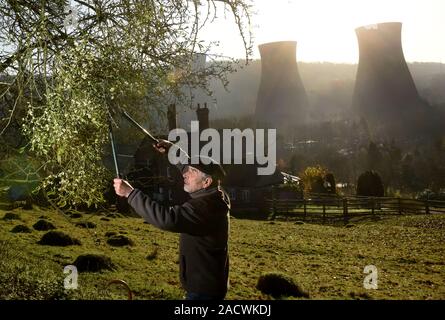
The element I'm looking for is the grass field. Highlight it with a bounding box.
[0,204,444,300]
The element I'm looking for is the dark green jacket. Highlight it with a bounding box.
[127,186,230,296]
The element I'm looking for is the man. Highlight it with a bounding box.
[113,139,230,300]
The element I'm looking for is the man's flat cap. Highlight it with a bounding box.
[187,155,226,179]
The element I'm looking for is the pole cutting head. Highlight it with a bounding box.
[121,110,159,144]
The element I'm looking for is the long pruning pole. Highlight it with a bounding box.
[108,107,165,178]
[121,110,159,144]
[108,113,121,178]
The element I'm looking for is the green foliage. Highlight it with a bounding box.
[0,151,41,202]
[23,44,112,207]
[0,1,253,208]
[299,165,336,195]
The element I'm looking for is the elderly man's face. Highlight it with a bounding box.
[182,165,212,193]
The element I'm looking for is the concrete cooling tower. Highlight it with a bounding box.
[352,22,429,137]
[255,41,309,130]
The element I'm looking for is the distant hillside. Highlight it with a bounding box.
[207,61,445,122]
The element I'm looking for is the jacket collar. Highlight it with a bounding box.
[189,186,219,199]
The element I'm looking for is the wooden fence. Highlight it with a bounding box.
[266,194,445,223]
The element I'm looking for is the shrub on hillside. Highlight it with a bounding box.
[356,170,384,197]
[416,189,445,201]
[299,166,337,196]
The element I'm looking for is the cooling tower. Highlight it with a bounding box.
[255,41,309,130]
[352,22,426,135]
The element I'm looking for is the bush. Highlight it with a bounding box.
[300,165,328,195]
[299,166,336,196]
[417,189,445,201]
[324,173,336,194]
[356,170,384,197]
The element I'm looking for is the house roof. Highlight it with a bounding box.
[134,131,287,188]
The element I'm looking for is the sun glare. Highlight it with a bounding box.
[200,0,445,63]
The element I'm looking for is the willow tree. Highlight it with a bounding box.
[0,0,253,207]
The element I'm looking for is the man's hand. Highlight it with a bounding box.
[153,139,173,154]
[113,178,134,198]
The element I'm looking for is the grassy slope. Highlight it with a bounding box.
[0,205,444,300]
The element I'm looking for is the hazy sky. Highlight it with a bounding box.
[200,0,445,63]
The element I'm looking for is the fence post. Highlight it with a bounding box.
[271,186,277,220]
[398,197,402,215]
[343,198,348,224]
[303,199,307,221]
[371,197,375,215]
[322,201,326,224]
[425,199,430,215]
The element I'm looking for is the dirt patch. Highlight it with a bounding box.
[256,272,309,298]
[106,235,134,247]
[146,248,158,260]
[73,254,116,272]
[2,212,20,221]
[106,213,121,219]
[37,231,81,246]
[33,219,56,231]
[75,221,96,229]
[10,224,32,233]
[105,231,118,237]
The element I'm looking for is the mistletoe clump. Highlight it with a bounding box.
[2,1,253,208]
[23,46,114,208]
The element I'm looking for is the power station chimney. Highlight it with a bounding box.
[352,22,426,136]
[167,103,177,131]
[255,41,309,131]
[196,103,209,130]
